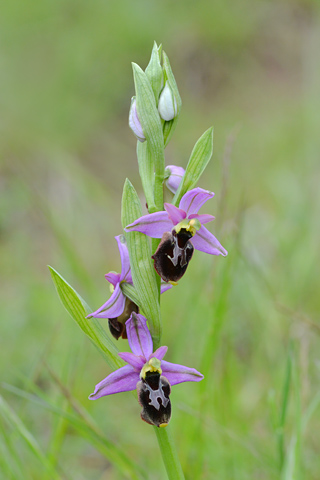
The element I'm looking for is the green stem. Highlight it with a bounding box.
[151,236,161,350]
[154,426,185,480]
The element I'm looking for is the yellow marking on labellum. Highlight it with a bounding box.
[169,280,178,286]
[174,218,201,236]
[159,423,168,428]
[109,284,115,293]
[140,357,162,379]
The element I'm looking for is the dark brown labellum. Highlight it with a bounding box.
[137,372,171,427]
[108,298,139,340]
[152,229,194,283]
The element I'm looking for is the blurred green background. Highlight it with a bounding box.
[1,0,320,479]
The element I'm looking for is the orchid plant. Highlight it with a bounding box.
[50,42,227,480]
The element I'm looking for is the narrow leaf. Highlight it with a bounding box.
[49,266,123,370]
[173,127,214,206]
[121,179,162,348]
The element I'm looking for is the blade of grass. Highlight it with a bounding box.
[291,347,302,479]
[0,395,62,480]
[0,415,29,480]
[2,383,147,480]
[278,344,293,472]
[46,350,77,468]
[302,390,320,433]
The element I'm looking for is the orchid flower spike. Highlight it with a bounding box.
[165,165,185,194]
[87,235,171,339]
[89,313,204,427]
[125,188,228,283]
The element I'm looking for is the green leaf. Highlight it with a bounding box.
[172,127,214,206]
[132,62,165,210]
[48,266,123,370]
[162,51,182,147]
[145,41,163,104]
[121,179,162,348]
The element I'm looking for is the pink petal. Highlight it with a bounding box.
[164,203,186,225]
[115,235,131,282]
[105,272,121,287]
[118,352,145,371]
[87,283,126,319]
[125,313,153,359]
[188,213,215,225]
[160,282,172,294]
[89,365,139,399]
[179,188,214,215]
[150,346,168,361]
[161,360,204,386]
[125,211,172,238]
[191,226,228,256]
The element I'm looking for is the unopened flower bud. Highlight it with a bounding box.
[165,165,185,194]
[129,97,146,142]
[158,82,178,121]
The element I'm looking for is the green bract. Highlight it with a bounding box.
[136,141,156,212]
[173,127,214,206]
[120,282,142,310]
[162,51,182,147]
[145,42,163,103]
[121,179,162,349]
[132,62,165,211]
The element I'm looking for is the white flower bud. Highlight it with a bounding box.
[158,82,178,121]
[129,98,146,142]
[165,165,185,194]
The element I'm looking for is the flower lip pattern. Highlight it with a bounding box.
[152,229,194,283]
[125,187,227,257]
[125,188,227,282]
[86,235,171,339]
[89,312,204,427]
